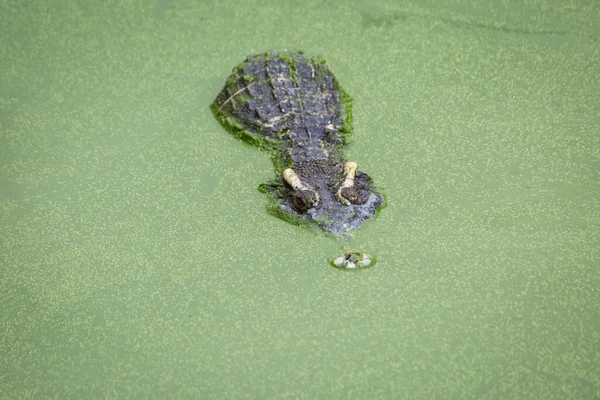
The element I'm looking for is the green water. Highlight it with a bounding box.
[1,0,599,398]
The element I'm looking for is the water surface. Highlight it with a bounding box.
[1,0,599,398]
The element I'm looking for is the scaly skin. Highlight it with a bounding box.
[212,50,383,237]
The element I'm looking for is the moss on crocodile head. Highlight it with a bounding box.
[210,101,282,151]
[274,51,298,76]
[243,73,255,83]
[337,83,353,142]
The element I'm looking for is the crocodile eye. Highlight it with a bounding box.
[339,187,368,205]
[283,169,320,213]
[292,196,311,213]
[339,187,358,204]
[292,190,318,213]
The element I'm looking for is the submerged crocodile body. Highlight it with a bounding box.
[212,50,384,238]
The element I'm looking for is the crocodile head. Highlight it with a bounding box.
[262,158,384,237]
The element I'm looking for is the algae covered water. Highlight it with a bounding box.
[1,0,599,398]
